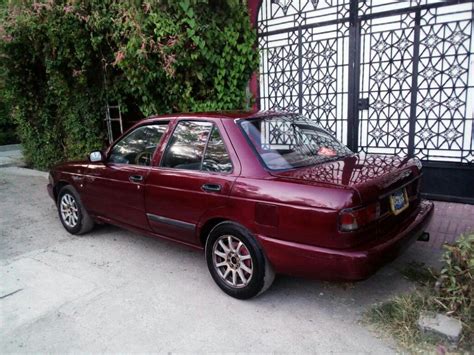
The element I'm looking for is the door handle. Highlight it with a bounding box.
[129,175,144,183]
[202,183,222,193]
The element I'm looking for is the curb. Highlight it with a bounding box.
[0,166,49,178]
[0,144,22,152]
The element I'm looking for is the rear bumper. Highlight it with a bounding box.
[257,199,434,281]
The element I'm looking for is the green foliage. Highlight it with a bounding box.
[366,233,474,351]
[0,80,17,145]
[103,0,258,115]
[0,0,258,169]
[435,233,473,323]
[366,290,430,349]
[0,0,16,145]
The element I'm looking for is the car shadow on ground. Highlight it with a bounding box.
[88,222,441,312]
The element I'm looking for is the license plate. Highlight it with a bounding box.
[390,188,409,215]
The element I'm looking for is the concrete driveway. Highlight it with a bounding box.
[0,166,441,353]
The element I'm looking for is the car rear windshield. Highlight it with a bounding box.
[239,115,353,170]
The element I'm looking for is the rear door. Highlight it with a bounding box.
[145,119,239,245]
[84,122,169,229]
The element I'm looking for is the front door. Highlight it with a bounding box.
[145,119,238,245]
[84,123,169,229]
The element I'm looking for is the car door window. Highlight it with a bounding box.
[108,124,168,166]
[161,121,213,170]
[202,126,233,173]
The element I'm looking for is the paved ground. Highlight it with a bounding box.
[426,201,474,248]
[0,165,447,353]
[0,144,23,168]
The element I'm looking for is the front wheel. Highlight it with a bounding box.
[57,185,94,235]
[205,222,275,299]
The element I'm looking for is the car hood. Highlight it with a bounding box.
[51,160,89,174]
[271,154,420,203]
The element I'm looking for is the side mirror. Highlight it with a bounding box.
[89,151,104,163]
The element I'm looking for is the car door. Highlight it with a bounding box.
[84,122,169,229]
[145,119,239,245]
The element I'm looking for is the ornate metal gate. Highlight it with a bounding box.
[256,0,474,203]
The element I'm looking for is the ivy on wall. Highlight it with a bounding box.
[0,0,16,145]
[0,0,258,169]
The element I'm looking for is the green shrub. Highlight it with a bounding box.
[435,233,473,325]
[366,233,474,351]
[0,86,17,145]
[0,1,16,145]
[0,129,18,145]
[0,0,258,169]
[106,0,258,115]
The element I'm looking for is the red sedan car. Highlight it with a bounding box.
[48,111,434,299]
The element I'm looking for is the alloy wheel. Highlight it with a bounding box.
[60,193,79,228]
[212,235,254,288]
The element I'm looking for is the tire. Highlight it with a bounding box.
[205,221,275,299]
[57,185,94,235]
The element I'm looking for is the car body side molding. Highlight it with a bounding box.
[146,213,196,231]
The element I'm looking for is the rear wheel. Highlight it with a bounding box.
[205,222,275,299]
[57,185,94,235]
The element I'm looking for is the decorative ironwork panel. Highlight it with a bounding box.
[300,23,351,143]
[258,0,350,33]
[358,12,417,156]
[258,30,300,114]
[258,0,351,143]
[257,0,474,164]
[358,2,474,162]
[414,4,474,163]
[358,0,450,16]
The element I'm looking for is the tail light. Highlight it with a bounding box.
[339,202,380,232]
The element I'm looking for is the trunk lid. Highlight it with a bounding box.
[271,154,421,206]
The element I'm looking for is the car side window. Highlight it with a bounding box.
[108,124,168,166]
[161,121,213,170]
[202,126,233,173]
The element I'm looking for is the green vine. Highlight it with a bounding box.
[0,0,258,169]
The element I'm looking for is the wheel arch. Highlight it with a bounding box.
[199,217,257,246]
[198,217,228,247]
[54,180,70,201]
[198,218,261,249]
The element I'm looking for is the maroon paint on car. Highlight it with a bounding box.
[48,111,434,298]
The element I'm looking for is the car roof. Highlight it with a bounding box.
[143,110,293,123]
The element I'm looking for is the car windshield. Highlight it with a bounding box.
[240,115,353,170]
